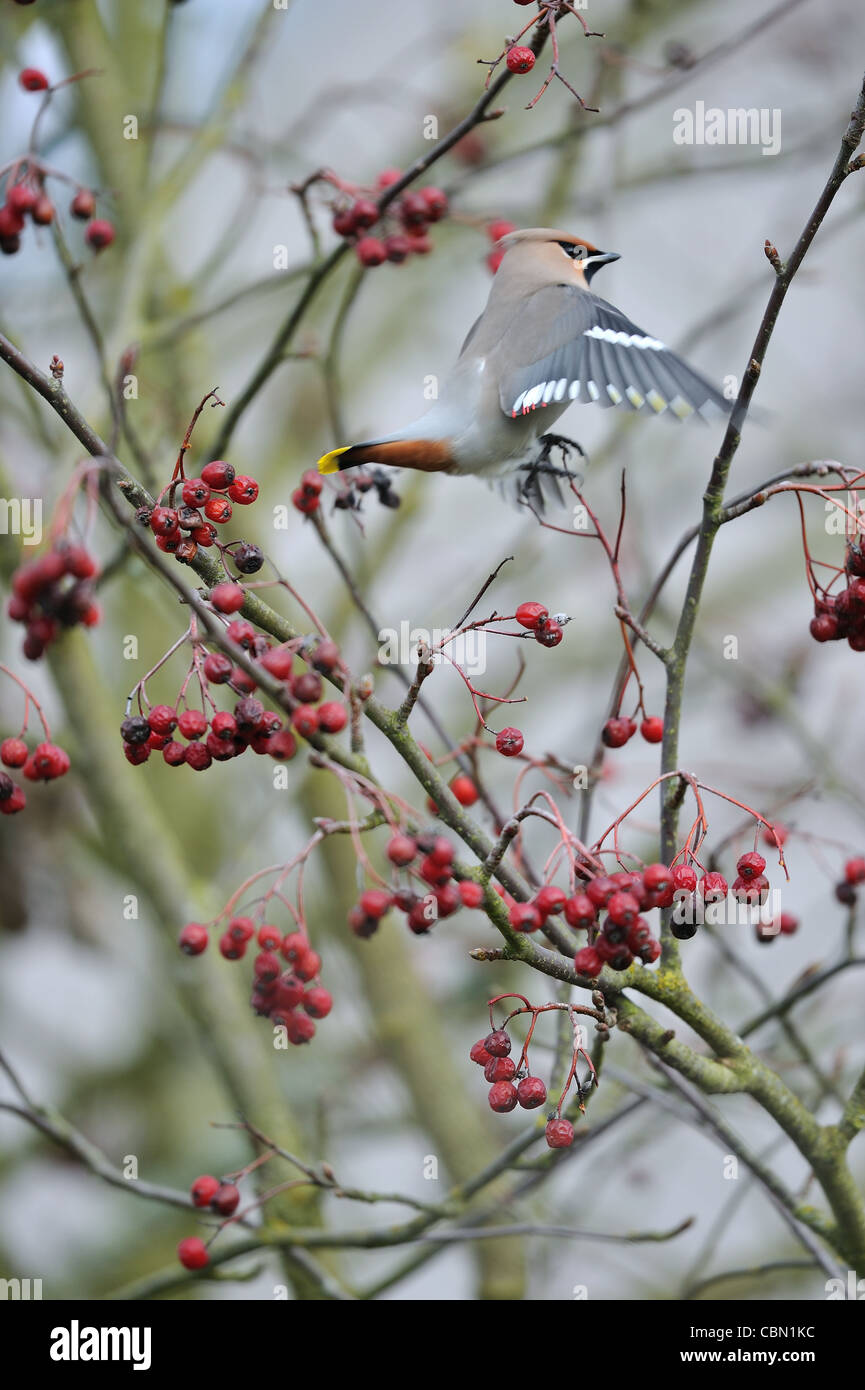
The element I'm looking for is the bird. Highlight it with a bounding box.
[317,227,729,503]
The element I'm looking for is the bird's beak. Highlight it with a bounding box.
[593,250,621,266]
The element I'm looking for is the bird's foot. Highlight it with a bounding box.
[538,432,586,465]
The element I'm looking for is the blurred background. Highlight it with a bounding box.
[1,0,864,1301]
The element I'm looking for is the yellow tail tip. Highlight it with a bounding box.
[317,445,351,475]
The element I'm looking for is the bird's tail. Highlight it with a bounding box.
[317,439,455,475]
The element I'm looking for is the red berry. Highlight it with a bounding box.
[177,709,208,739]
[70,188,96,220]
[62,545,98,579]
[574,945,603,977]
[517,1076,547,1109]
[85,219,115,251]
[1,737,28,768]
[640,716,664,743]
[201,460,235,490]
[450,773,478,806]
[387,834,417,866]
[484,1056,516,1083]
[671,864,698,893]
[228,475,259,505]
[177,1237,209,1270]
[203,652,233,684]
[810,613,839,642]
[586,876,617,909]
[399,192,429,227]
[606,890,640,927]
[470,1039,492,1067]
[506,45,535,74]
[488,1081,519,1113]
[737,850,767,881]
[27,741,69,780]
[179,922,209,955]
[419,186,448,221]
[535,619,563,648]
[190,1174,220,1207]
[150,505,179,536]
[7,184,37,215]
[204,496,232,524]
[332,207,357,237]
[376,168,402,189]
[31,195,54,225]
[285,1011,317,1046]
[360,889,391,919]
[218,928,246,961]
[638,937,662,964]
[269,729,298,760]
[317,701,348,734]
[356,236,387,267]
[147,705,177,736]
[509,902,542,932]
[384,233,414,264]
[564,893,596,930]
[535,885,567,916]
[211,1183,240,1216]
[602,717,634,748]
[228,916,255,943]
[210,582,245,614]
[20,68,49,92]
[459,880,484,909]
[0,783,26,814]
[515,601,548,630]
[545,1118,575,1149]
[495,726,524,757]
[486,248,505,274]
[698,872,728,902]
[484,1029,511,1058]
[292,705,320,738]
[779,912,798,936]
[303,986,332,1018]
[487,220,516,242]
[182,478,210,507]
[184,741,212,771]
[763,823,788,848]
[642,863,672,895]
[845,857,865,885]
[0,204,24,239]
[351,197,380,229]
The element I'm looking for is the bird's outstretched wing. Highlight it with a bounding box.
[495,284,729,421]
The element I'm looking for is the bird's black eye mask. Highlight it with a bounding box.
[558,241,589,260]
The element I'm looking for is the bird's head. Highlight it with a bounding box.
[495,227,620,286]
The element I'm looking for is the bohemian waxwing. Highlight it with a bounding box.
[317,227,729,501]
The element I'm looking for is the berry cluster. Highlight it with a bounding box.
[348,831,485,938]
[514,599,565,648]
[2,70,114,257]
[835,856,865,906]
[470,992,605,1149]
[120,630,347,773]
[471,1029,548,1114]
[501,865,666,975]
[485,218,516,274]
[140,456,261,572]
[602,713,664,748]
[8,543,101,660]
[0,734,70,815]
[293,466,399,516]
[809,538,865,650]
[179,919,331,1045]
[177,1173,244,1271]
[328,171,449,268]
[478,0,602,112]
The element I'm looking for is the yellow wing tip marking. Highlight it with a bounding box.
[317,446,350,475]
